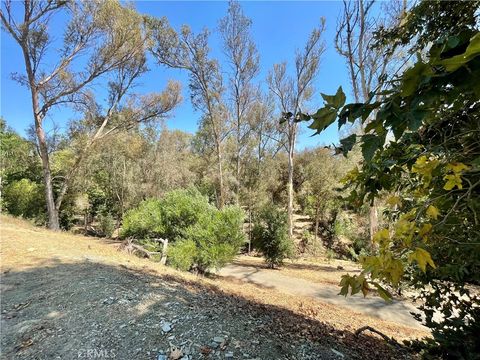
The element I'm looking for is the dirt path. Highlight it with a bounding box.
[219,263,424,330]
[1,216,427,359]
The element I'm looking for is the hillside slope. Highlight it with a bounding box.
[0,216,426,359]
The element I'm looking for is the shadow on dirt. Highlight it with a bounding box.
[1,260,413,360]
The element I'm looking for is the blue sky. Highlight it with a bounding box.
[1,1,353,149]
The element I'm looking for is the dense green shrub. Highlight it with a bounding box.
[121,188,245,272]
[180,206,245,272]
[159,188,212,240]
[120,199,164,239]
[3,179,45,220]
[167,239,197,271]
[121,188,211,240]
[252,205,293,268]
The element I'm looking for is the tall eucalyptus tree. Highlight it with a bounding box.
[0,0,180,229]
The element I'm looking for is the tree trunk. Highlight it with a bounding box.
[21,38,60,230]
[235,140,241,205]
[287,125,296,238]
[216,140,225,209]
[31,90,60,230]
[35,118,60,230]
[248,206,252,253]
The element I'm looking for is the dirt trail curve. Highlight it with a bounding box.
[219,263,425,330]
[1,216,429,359]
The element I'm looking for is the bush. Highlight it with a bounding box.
[3,179,45,220]
[121,188,211,241]
[120,199,164,239]
[122,188,245,273]
[98,212,115,238]
[159,188,212,240]
[168,239,197,271]
[252,205,293,268]
[181,206,245,273]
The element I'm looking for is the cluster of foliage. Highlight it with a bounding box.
[121,188,245,273]
[304,1,480,357]
[2,178,44,220]
[97,213,116,238]
[252,205,293,268]
[1,0,373,258]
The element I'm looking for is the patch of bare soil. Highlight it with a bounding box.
[232,256,362,286]
[0,216,424,359]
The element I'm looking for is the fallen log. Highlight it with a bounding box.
[117,238,167,261]
[130,244,161,258]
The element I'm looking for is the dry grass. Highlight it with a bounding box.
[0,215,428,342]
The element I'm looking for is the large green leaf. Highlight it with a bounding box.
[361,134,384,161]
[321,86,346,109]
[338,103,364,126]
[440,32,480,72]
[339,134,357,156]
[339,102,379,127]
[308,107,337,134]
[400,60,433,97]
[364,119,383,134]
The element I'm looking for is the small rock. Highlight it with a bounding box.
[337,265,345,270]
[331,348,345,358]
[199,346,212,355]
[162,323,172,333]
[225,352,234,359]
[169,348,183,360]
[213,336,225,343]
[210,342,219,349]
[157,354,167,360]
[103,297,116,305]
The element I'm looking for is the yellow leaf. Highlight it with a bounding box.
[443,174,463,190]
[412,155,428,171]
[394,219,416,246]
[408,247,436,272]
[388,259,404,286]
[426,205,440,220]
[402,208,418,221]
[419,223,433,239]
[446,162,470,174]
[412,155,440,186]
